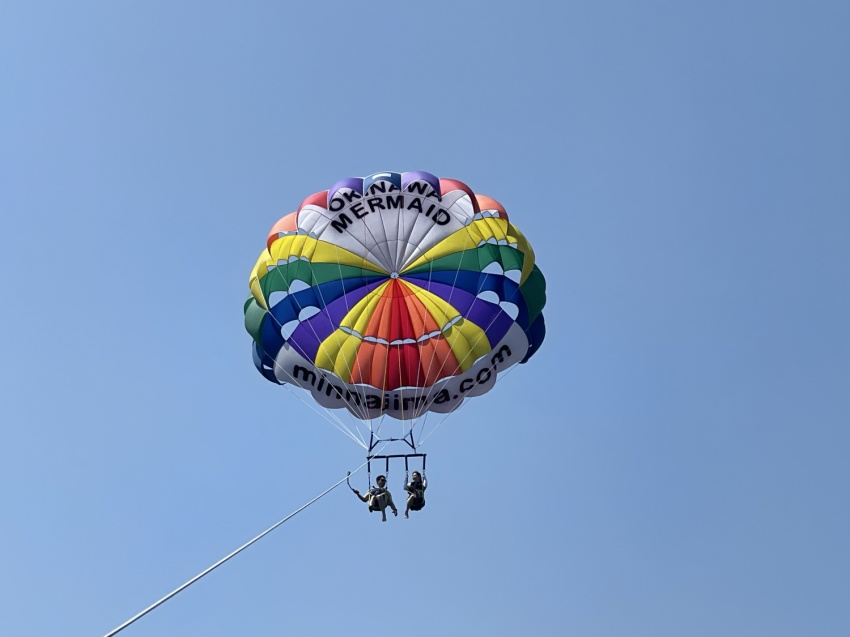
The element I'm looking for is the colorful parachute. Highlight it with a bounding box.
[245,171,546,423]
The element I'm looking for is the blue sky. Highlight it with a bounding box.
[2,2,849,636]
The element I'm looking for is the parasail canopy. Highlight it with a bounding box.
[245,171,546,424]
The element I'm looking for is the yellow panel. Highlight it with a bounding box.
[443,318,493,371]
[405,284,491,372]
[405,219,506,267]
[505,222,536,283]
[315,329,362,380]
[249,249,272,308]
[268,235,385,272]
[340,282,390,333]
[403,218,537,284]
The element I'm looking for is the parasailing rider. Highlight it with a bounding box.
[352,475,398,522]
[403,471,427,519]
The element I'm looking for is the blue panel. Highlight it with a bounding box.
[253,341,282,383]
[404,271,530,327]
[521,314,546,363]
[363,171,401,194]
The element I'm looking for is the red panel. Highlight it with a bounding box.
[399,343,420,387]
[349,280,466,390]
[363,290,393,339]
[419,336,460,384]
[439,178,479,214]
[297,190,329,213]
[351,341,389,390]
[389,285,407,342]
[399,281,441,336]
[266,212,298,250]
[385,344,402,390]
[474,194,509,221]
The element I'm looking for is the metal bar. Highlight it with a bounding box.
[367,432,418,450]
[404,430,416,451]
[367,453,427,460]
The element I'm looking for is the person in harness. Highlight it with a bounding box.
[403,471,427,519]
[352,475,398,522]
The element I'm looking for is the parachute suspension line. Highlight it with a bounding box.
[396,330,408,440]
[324,228,371,425]
[291,246,370,427]
[409,223,449,442]
[368,202,407,429]
[281,381,362,448]
[400,270,516,449]
[311,217,399,443]
[432,261,524,436]
[416,399,458,447]
[360,195,393,272]
[427,237,524,445]
[277,370,366,449]
[396,201,417,433]
[408,214,475,420]
[309,231,380,450]
[102,462,369,637]
[263,262,368,446]
[407,234,439,419]
[418,361,520,448]
[416,219,526,448]
[392,224,442,449]
[274,364,367,449]
[269,259,366,448]
[395,224,428,424]
[403,221,471,442]
[379,272,394,424]
[370,412,388,444]
[302,242,372,441]
[411,409,431,450]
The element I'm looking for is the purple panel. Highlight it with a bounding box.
[402,171,441,196]
[288,279,386,360]
[324,280,387,322]
[406,279,513,345]
[328,177,364,207]
[289,328,323,362]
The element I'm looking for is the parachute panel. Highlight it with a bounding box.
[245,171,547,421]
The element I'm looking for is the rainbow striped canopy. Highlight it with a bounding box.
[245,171,546,421]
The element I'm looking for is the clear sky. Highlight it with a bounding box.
[2,2,849,636]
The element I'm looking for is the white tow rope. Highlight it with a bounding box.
[103,466,363,636]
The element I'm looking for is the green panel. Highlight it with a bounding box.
[520,265,547,324]
[260,262,382,298]
[244,298,267,344]
[404,244,524,275]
